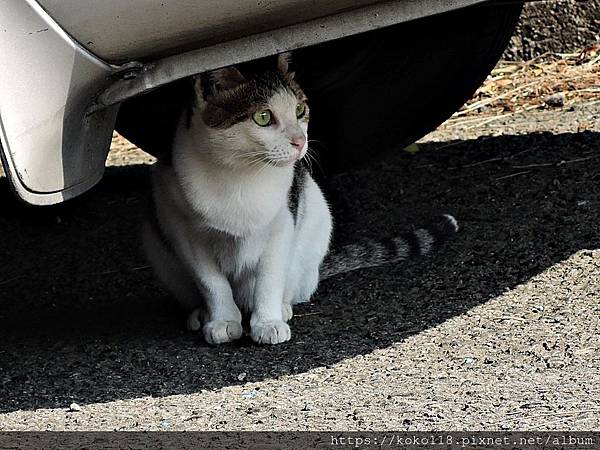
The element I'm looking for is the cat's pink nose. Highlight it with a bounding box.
[290,135,306,150]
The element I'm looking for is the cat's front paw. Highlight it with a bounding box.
[250,320,291,345]
[203,320,243,345]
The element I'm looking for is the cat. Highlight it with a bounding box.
[143,53,459,345]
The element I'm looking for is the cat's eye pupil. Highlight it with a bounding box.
[252,110,272,127]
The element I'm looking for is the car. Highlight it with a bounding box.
[0,0,524,205]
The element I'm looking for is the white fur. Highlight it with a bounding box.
[414,229,434,255]
[143,83,332,345]
[443,214,459,232]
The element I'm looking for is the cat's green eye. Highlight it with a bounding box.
[252,110,272,127]
[296,103,307,119]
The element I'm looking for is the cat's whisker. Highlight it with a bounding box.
[303,152,314,175]
[252,156,275,177]
[305,147,323,175]
[244,159,261,172]
[230,151,269,163]
[310,147,324,172]
[231,152,275,172]
[308,139,326,147]
[249,157,271,174]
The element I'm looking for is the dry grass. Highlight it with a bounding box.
[441,44,600,130]
[107,132,155,167]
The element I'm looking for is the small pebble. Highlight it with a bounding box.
[545,93,565,107]
[241,390,257,399]
[69,402,81,412]
[237,372,247,381]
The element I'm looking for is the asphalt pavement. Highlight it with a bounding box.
[0,102,599,430]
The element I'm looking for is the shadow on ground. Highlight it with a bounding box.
[0,131,598,413]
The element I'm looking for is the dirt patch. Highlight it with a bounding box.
[504,0,600,61]
[438,46,599,134]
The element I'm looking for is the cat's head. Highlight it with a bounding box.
[191,53,309,169]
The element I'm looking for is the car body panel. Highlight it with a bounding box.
[37,0,382,63]
[94,0,491,110]
[0,0,118,204]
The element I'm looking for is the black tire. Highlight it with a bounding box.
[293,2,524,172]
[116,2,523,172]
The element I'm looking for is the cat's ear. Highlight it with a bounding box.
[192,66,245,100]
[277,52,294,77]
[208,66,246,91]
[192,73,210,103]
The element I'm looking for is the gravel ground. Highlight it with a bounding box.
[504,0,600,61]
[0,101,599,431]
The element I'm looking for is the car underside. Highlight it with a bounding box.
[0,0,524,205]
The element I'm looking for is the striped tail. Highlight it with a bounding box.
[319,214,459,281]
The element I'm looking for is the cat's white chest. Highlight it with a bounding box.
[181,165,292,237]
[212,231,267,277]
[198,185,283,235]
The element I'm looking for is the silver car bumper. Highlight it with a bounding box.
[0,0,489,205]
